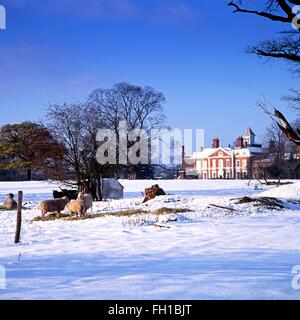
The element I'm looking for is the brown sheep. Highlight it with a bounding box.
[2,193,17,210]
[67,195,86,218]
[39,197,69,218]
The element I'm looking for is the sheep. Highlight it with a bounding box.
[77,193,93,213]
[67,196,86,218]
[2,193,17,210]
[39,197,69,218]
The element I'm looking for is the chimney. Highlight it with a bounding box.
[181,146,186,179]
[212,138,220,149]
[182,145,185,166]
[236,136,244,149]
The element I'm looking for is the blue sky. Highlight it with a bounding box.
[0,0,298,147]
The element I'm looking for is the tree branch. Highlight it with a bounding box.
[228,1,292,22]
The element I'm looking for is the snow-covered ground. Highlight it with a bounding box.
[1,180,300,300]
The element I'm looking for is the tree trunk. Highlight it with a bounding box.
[27,169,32,181]
[97,177,103,202]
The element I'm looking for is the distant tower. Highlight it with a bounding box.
[244,128,256,146]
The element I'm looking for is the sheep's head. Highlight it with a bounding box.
[62,196,70,203]
[77,192,84,200]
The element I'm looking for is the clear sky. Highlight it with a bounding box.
[0,0,298,148]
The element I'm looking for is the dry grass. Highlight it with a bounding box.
[0,207,15,212]
[233,196,285,209]
[153,207,192,215]
[32,207,193,222]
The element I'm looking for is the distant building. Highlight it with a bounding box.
[183,128,264,180]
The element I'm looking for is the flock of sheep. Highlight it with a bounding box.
[2,184,165,219]
[1,191,93,219]
[39,193,93,218]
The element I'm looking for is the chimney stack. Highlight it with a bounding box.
[236,136,244,149]
[212,138,220,149]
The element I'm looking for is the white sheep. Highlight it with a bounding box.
[39,197,69,218]
[77,193,93,213]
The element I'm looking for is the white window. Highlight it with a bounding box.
[219,159,223,168]
[226,159,230,168]
[243,160,247,168]
[236,160,240,168]
[203,161,207,169]
[212,160,216,169]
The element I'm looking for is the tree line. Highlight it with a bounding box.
[0,82,167,198]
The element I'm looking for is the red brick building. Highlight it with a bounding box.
[184,128,263,179]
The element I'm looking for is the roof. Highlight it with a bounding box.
[192,147,234,159]
[102,178,124,189]
[190,145,263,159]
[247,146,263,154]
[234,149,251,157]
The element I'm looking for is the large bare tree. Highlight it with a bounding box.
[45,103,106,199]
[88,82,166,179]
[229,0,300,147]
[44,82,166,194]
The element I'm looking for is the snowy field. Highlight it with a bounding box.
[1,179,300,300]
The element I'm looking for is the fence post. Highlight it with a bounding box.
[14,191,23,244]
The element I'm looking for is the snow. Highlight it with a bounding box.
[0,180,300,300]
[259,181,300,200]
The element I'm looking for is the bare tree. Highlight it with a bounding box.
[229,1,300,148]
[45,103,105,199]
[228,1,300,63]
[43,82,166,197]
[88,82,166,178]
[264,123,289,160]
[88,82,165,134]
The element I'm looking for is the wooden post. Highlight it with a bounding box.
[14,191,23,244]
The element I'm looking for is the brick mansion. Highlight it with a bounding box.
[183,128,265,180]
